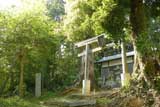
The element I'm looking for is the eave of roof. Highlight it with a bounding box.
[97,51,134,63]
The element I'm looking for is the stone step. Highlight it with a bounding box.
[44,99,96,107]
[68,99,96,107]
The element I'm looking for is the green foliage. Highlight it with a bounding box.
[97,97,112,105]
[38,91,58,100]
[46,0,65,20]
[154,76,160,91]
[64,0,96,41]
[136,16,160,56]
[64,0,129,41]
[0,96,42,107]
[65,0,159,47]
[0,9,57,93]
[145,0,160,18]
[101,6,126,37]
[0,0,79,96]
[91,0,116,35]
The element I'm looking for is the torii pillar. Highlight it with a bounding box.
[75,35,105,95]
[121,40,131,87]
[82,44,90,95]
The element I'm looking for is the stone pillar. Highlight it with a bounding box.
[35,73,41,97]
[82,80,90,95]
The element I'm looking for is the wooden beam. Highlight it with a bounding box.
[78,47,102,57]
[78,43,115,57]
[106,43,115,47]
[75,35,104,47]
[84,44,89,80]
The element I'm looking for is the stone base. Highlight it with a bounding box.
[121,73,131,87]
[82,80,90,95]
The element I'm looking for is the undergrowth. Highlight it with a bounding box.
[0,96,43,107]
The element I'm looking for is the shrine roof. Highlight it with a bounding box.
[97,51,134,63]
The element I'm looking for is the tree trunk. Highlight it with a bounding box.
[9,60,16,94]
[19,49,25,97]
[130,0,160,88]
[88,49,95,91]
[0,74,9,95]
[10,70,14,91]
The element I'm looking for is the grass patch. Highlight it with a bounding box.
[0,91,73,107]
[39,91,59,100]
[96,97,112,105]
[0,96,43,107]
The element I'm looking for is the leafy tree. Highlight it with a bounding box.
[3,12,55,97]
[130,0,160,88]
[46,0,65,21]
[64,0,95,41]
[0,0,80,97]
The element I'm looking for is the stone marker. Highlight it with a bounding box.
[35,73,41,97]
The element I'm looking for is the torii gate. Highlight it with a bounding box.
[75,34,131,95]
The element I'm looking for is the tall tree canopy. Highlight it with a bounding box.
[46,0,65,21]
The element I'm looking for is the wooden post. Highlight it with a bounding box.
[84,44,89,81]
[121,41,131,87]
[121,41,128,74]
[35,73,41,97]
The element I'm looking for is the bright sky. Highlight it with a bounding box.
[0,0,22,10]
[0,0,46,13]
